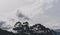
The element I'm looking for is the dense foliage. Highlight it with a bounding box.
[13,21,57,35]
[0,21,57,35]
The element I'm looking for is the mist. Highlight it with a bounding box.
[0,0,60,31]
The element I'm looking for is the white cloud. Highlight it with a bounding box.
[0,0,59,31]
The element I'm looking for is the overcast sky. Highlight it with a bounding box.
[0,0,60,30]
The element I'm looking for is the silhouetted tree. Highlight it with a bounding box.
[13,21,23,35]
[22,22,30,35]
[13,21,57,35]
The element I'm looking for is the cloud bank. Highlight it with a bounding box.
[0,0,60,31]
[18,0,58,29]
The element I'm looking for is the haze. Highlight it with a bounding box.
[0,0,60,30]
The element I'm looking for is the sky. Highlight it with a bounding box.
[0,0,60,31]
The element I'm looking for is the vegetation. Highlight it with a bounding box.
[0,21,57,35]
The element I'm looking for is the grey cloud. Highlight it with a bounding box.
[0,21,10,30]
[1,25,12,30]
[0,0,59,30]
[16,10,30,20]
[0,21,6,27]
